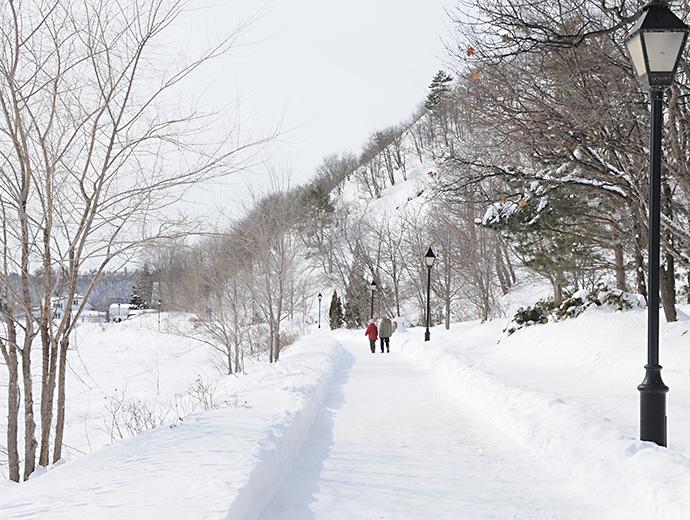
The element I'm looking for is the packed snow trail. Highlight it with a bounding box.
[260,331,604,520]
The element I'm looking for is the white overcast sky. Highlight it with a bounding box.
[175,1,451,213]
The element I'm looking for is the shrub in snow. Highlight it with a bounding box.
[503,283,643,338]
[512,299,554,328]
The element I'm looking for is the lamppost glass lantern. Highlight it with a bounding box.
[424,247,436,267]
[626,1,689,91]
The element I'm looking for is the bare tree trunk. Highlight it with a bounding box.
[613,243,627,292]
[411,127,425,163]
[39,160,55,468]
[274,272,284,362]
[661,177,677,322]
[445,297,451,330]
[3,320,20,482]
[497,245,513,290]
[634,219,648,298]
[661,253,677,322]
[552,273,564,306]
[495,246,510,295]
[502,244,517,284]
[39,323,52,467]
[21,332,37,480]
[268,318,274,363]
[52,333,70,463]
[234,339,241,374]
[40,312,60,467]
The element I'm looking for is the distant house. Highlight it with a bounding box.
[52,294,92,320]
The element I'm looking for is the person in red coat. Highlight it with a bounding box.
[364,320,378,354]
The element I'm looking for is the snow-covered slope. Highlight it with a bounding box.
[340,160,438,221]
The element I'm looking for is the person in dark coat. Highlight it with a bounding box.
[379,316,394,353]
[365,320,378,354]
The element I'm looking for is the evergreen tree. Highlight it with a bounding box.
[480,177,607,303]
[328,290,344,330]
[344,253,370,328]
[129,286,146,309]
[298,183,336,259]
[133,261,154,308]
[424,70,453,112]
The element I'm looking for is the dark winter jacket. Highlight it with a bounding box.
[365,323,378,341]
[379,317,393,338]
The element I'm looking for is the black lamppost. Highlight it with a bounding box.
[317,293,322,328]
[370,280,377,320]
[626,0,688,447]
[424,247,436,342]
[158,299,162,332]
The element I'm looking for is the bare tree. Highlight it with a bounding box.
[0,0,267,480]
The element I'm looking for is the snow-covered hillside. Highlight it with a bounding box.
[340,159,438,221]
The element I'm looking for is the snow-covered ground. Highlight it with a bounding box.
[397,285,690,520]
[261,330,603,519]
[0,312,231,484]
[4,285,690,519]
[0,333,344,519]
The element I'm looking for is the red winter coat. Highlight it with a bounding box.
[365,323,378,341]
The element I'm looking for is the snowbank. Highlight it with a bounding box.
[397,308,690,520]
[0,335,345,520]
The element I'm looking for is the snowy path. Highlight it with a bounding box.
[261,332,604,520]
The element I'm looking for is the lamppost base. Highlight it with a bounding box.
[424,330,430,342]
[638,364,668,447]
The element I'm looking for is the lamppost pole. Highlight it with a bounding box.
[639,87,668,446]
[424,247,436,342]
[626,0,688,446]
[425,266,432,341]
[370,280,377,321]
[318,293,322,329]
[158,299,162,332]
